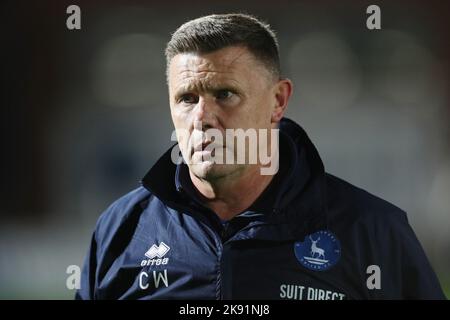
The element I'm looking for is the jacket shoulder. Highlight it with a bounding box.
[325,173,408,226]
[94,186,152,245]
[325,173,445,299]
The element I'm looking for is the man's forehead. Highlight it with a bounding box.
[169,46,253,78]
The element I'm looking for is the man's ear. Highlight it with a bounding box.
[271,78,293,123]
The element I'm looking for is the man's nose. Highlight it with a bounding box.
[193,96,218,130]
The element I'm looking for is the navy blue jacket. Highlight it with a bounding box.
[76,118,445,300]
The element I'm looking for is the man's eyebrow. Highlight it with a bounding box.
[174,81,241,97]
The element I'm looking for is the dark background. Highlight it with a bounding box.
[1,0,449,298]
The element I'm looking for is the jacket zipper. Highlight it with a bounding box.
[165,200,227,299]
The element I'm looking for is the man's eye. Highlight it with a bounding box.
[215,90,234,100]
[179,94,198,104]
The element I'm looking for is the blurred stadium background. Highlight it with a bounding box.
[1,0,449,299]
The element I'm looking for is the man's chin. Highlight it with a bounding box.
[189,162,239,181]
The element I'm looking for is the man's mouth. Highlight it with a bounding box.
[192,141,211,153]
[191,141,226,159]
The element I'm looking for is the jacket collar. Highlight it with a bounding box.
[141,118,328,240]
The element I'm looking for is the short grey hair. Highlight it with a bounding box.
[165,13,280,78]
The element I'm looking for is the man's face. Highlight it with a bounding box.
[168,46,280,181]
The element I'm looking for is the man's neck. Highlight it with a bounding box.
[189,166,275,221]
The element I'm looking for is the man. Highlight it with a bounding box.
[76,14,445,299]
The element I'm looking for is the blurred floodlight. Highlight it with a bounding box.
[92,33,166,108]
[370,30,443,108]
[288,32,362,111]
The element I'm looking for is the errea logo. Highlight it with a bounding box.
[141,242,170,267]
[145,242,170,259]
